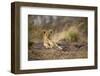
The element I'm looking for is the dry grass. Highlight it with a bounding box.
[29,50,87,60]
[28,42,87,60]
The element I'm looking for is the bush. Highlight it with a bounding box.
[65,26,79,42]
[68,32,78,42]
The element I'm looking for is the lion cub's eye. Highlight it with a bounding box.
[43,31,46,34]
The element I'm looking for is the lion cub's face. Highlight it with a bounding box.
[43,29,54,48]
[42,29,62,49]
[43,30,53,40]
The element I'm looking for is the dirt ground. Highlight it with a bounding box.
[28,42,88,60]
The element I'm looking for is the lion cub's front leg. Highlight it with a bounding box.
[43,42,50,48]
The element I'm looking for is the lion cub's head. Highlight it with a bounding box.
[43,29,53,40]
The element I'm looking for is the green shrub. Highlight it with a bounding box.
[65,26,79,42]
[68,32,78,42]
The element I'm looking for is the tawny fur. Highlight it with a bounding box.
[43,30,62,49]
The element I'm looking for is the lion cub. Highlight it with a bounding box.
[43,29,62,49]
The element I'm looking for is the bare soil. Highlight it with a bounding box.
[28,42,88,60]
